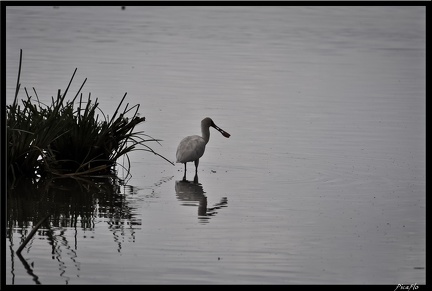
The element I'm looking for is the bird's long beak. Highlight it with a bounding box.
[212,123,230,138]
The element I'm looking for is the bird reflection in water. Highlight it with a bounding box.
[175,180,227,223]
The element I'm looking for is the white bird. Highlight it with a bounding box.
[176,117,230,182]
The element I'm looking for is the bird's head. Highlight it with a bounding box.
[202,117,230,138]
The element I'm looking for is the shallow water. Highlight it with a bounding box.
[5,6,425,284]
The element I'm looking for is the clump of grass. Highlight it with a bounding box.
[7,50,173,184]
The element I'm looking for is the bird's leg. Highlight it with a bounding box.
[194,159,199,175]
[194,159,199,183]
[183,163,187,181]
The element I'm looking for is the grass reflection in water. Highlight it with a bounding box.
[6,176,139,284]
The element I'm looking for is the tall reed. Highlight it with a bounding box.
[7,50,173,184]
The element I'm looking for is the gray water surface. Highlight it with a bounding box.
[5,6,425,284]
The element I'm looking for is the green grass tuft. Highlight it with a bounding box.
[7,50,173,185]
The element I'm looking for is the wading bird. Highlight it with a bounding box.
[176,117,230,182]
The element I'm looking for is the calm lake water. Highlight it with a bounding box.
[5,5,425,285]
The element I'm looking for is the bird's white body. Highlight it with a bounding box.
[176,117,230,182]
[176,135,207,164]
